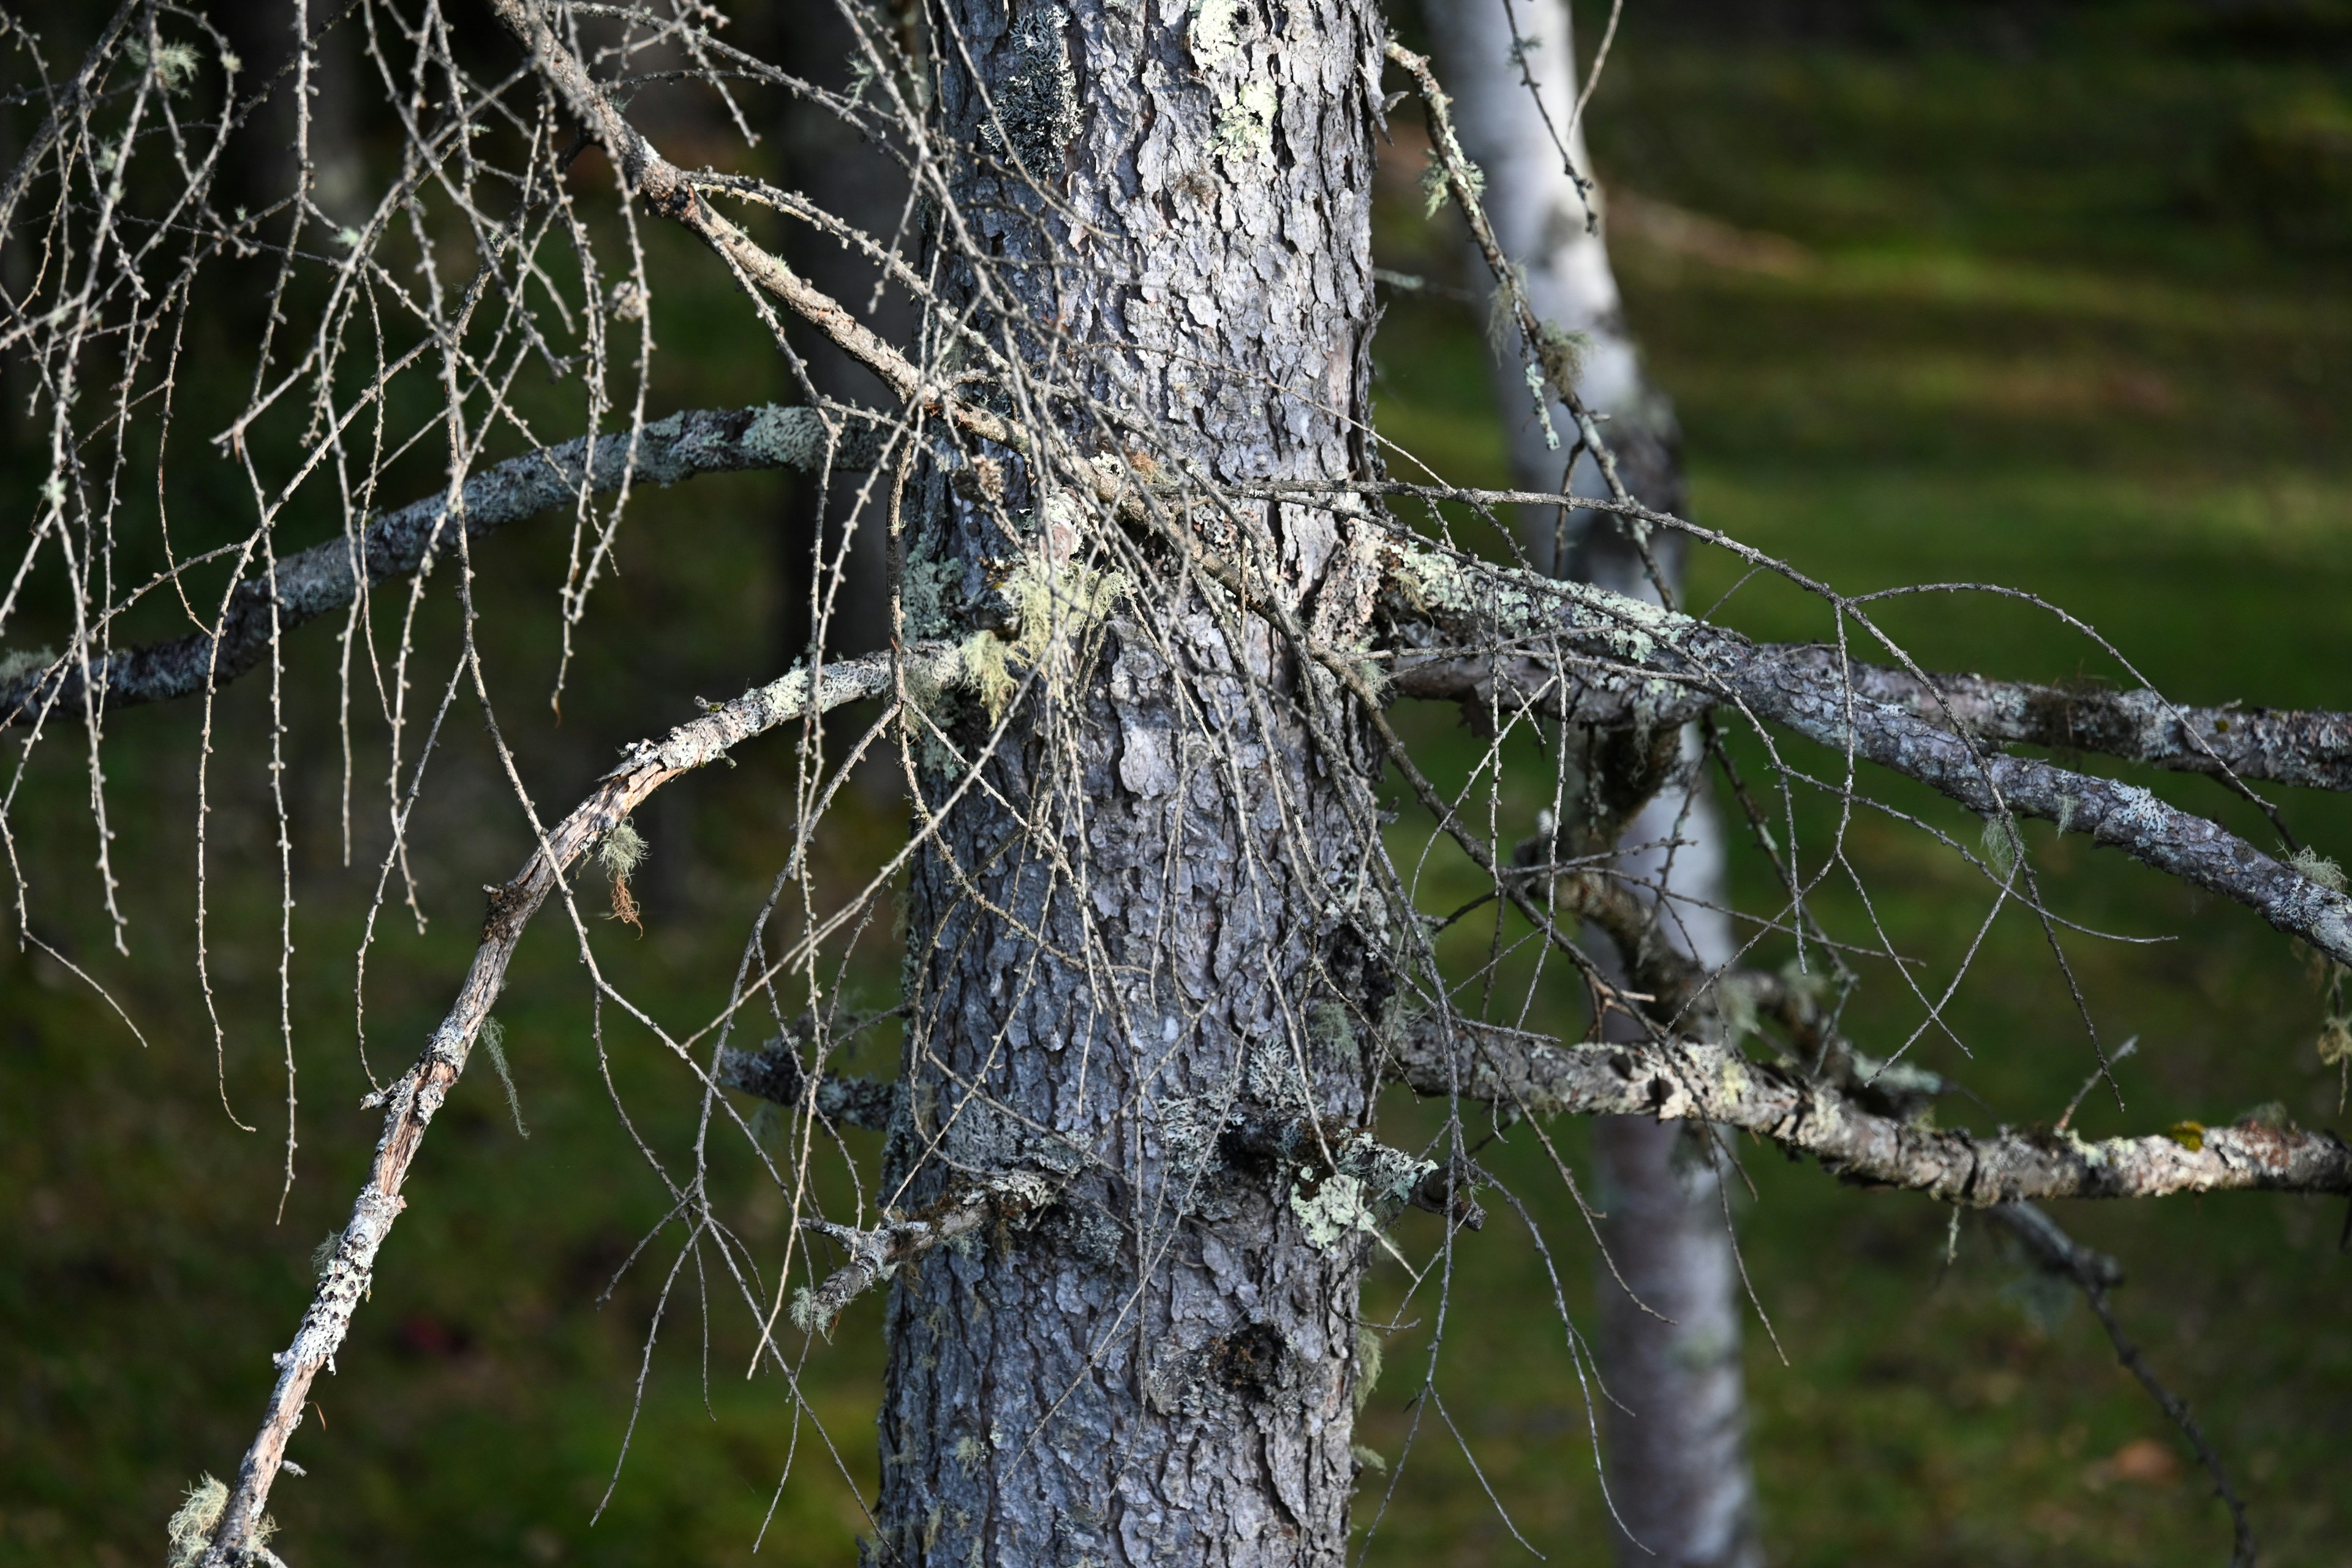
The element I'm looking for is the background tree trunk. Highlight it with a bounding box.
[771,2,915,665]
[873,3,1387,1563]
[1422,3,1765,1563]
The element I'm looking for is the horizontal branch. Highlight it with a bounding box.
[1387,626,2351,796]
[794,1171,1060,1337]
[1381,540,2352,968]
[715,1038,899,1130]
[198,640,954,1568]
[5,405,881,728]
[1254,477,2352,794]
[1391,1017,2352,1204]
[1825,655,2352,793]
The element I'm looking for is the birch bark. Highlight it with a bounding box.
[872,4,1388,1562]
[1422,3,1763,1562]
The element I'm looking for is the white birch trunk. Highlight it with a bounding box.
[1422,3,1764,1562]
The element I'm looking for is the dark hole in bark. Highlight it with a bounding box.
[1207,1322,1287,1403]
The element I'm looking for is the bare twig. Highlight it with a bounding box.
[197,642,960,1567]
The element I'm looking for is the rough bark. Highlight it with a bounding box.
[1392,1020,2352,1202]
[1421,4,1759,1560]
[1385,540,2352,968]
[1816,654,2352,793]
[868,5,1387,1565]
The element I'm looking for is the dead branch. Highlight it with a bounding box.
[793,1171,1060,1338]
[1989,1203,2257,1565]
[1392,1017,2352,1205]
[197,641,957,1567]
[1378,538,2352,968]
[1,405,882,727]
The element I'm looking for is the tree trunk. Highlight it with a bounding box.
[1422,3,1763,1563]
[873,4,1386,1564]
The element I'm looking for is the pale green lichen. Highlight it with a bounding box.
[741,404,825,472]
[1191,0,1244,63]
[597,818,647,879]
[1212,78,1277,158]
[1980,813,2022,880]
[961,552,1126,723]
[479,1016,529,1138]
[1308,1000,1360,1069]
[2291,845,2346,893]
[1354,1324,1384,1413]
[0,645,56,687]
[1389,541,1679,665]
[167,1476,273,1568]
[1715,973,1760,1044]
[899,552,960,641]
[1291,1139,1434,1251]
[1708,1050,1749,1110]
[1291,1171,1374,1249]
[1420,151,1481,218]
[127,38,202,96]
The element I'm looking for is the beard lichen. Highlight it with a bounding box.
[168,1474,274,1568]
[960,549,1126,724]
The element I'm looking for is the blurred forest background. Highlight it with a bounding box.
[4,0,2349,1564]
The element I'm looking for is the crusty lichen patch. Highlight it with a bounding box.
[1385,539,1686,666]
[1289,1136,1434,1252]
[1290,1171,1374,1248]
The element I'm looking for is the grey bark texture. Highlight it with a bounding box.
[873,4,1387,1564]
[1420,4,1762,1562]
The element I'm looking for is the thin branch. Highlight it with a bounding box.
[2,405,881,726]
[1988,1203,2258,1566]
[1376,538,2352,968]
[792,1170,1060,1338]
[197,640,960,1567]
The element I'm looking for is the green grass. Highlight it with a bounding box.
[6,10,2352,1568]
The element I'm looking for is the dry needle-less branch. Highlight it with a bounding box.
[1393,1018,2352,1204]
[792,1170,1061,1338]
[1989,1203,2257,1566]
[1823,657,2352,794]
[2,405,881,726]
[1379,540,2352,968]
[1262,477,2352,794]
[197,640,959,1568]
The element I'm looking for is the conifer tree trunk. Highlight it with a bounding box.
[872,4,1388,1562]
[1423,2,1764,1563]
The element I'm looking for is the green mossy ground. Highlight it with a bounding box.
[5,5,2350,1564]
